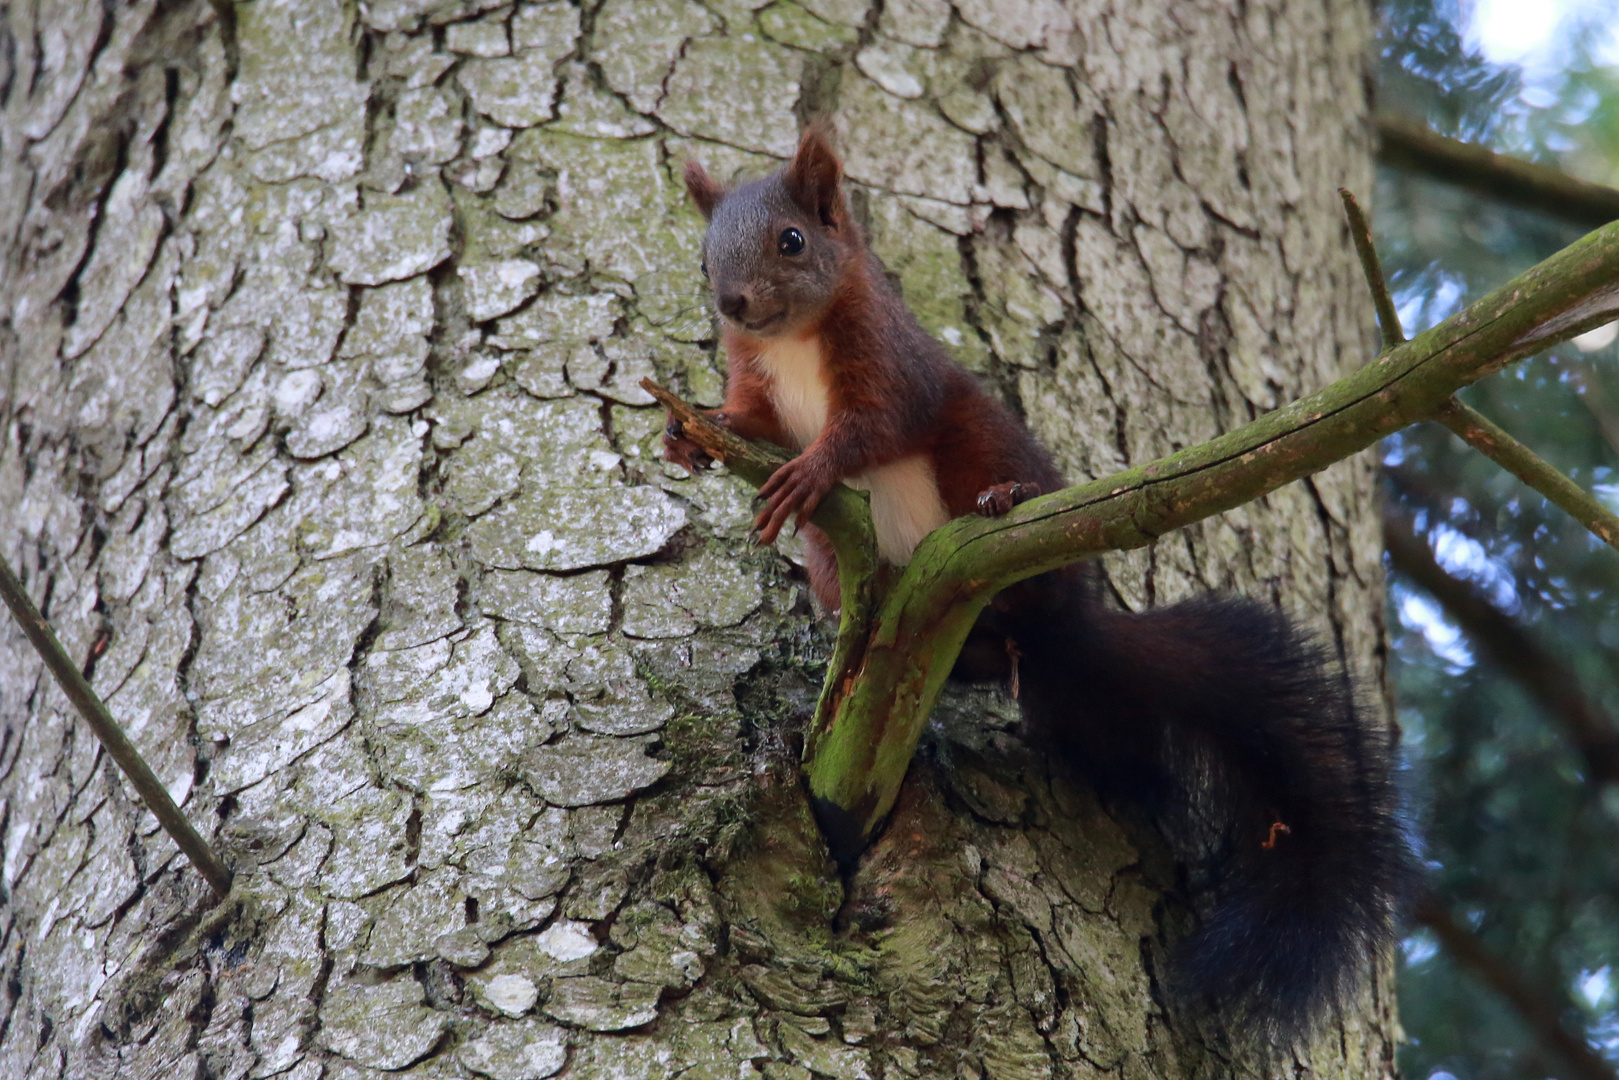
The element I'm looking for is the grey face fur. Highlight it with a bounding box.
[702,174,841,338]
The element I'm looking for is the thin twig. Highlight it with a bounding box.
[639,383,791,487]
[0,553,233,898]
[1340,188,1406,348]
[1435,398,1619,551]
[1384,511,1619,784]
[1378,113,1619,229]
[1415,893,1617,1080]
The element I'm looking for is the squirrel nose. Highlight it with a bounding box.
[717,293,748,320]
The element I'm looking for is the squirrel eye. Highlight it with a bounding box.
[778,228,806,256]
[700,260,709,278]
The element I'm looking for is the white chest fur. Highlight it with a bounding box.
[750,337,949,566]
[750,334,830,452]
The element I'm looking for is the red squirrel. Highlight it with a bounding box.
[663,128,1413,1043]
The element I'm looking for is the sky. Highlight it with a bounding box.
[1467,0,1619,70]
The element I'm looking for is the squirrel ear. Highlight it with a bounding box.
[683,159,724,220]
[784,126,843,227]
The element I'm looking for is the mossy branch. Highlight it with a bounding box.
[652,215,1619,860]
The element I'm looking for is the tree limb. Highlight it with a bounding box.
[1415,893,1617,1080]
[641,382,880,770]
[802,216,1619,848]
[1384,511,1619,784]
[1377,113,1619,229]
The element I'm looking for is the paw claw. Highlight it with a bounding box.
[975,480,1041,517]
[750,452,832,547]
[661,418,713,472]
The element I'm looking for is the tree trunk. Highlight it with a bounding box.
[0,1,1393,1078]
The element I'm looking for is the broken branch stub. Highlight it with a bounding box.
[1340,188,1406,350]
[1435,397,1619,551]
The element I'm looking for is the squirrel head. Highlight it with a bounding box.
[683,127,858,339]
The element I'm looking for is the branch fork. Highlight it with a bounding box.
[647,205,1619,862]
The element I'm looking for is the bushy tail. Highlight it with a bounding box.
[1004,576,1414,1044]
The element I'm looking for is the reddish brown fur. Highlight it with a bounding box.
[670,130,1065,609]
[683,158,725,220]
[664,130,1413,1042]
[783,123,844,226]
[697,240,1061,609]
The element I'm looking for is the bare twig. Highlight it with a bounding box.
[1434,398,1619,551]
[1415,893,1617,1080]
[1340,188,1406,348]
[639,385,790,488]
[0,554,233,898]
[1384,512,1619,784]
[1378,113,1619,228]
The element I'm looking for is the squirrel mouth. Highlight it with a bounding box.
[741,311,787,333]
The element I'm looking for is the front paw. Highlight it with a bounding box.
[662,417,713,473]
[975,480,1042,516]
[754,453,834,546]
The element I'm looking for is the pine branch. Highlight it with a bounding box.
[1378,113,1619,228]
[1384,511,1619,784]
[1415,893,1617,1080]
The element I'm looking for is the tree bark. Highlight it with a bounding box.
[0,1,1394,1079]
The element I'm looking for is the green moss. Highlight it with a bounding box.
[757,2,860,52]
[413,503,443,540]
[866,197,990,373]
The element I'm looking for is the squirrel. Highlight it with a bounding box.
[662,127,1414,1044]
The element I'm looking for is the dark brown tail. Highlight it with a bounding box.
[1002,576,1415,1044]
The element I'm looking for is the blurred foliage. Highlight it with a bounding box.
[1377,3,1619,1080]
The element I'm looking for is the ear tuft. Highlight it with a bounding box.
[784,125,844,227]
[684,159,725,220]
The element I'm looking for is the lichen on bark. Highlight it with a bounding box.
[0,1,1394,1078]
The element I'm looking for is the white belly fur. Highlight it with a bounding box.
[848,456,950,566]
[752,336,948,566]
